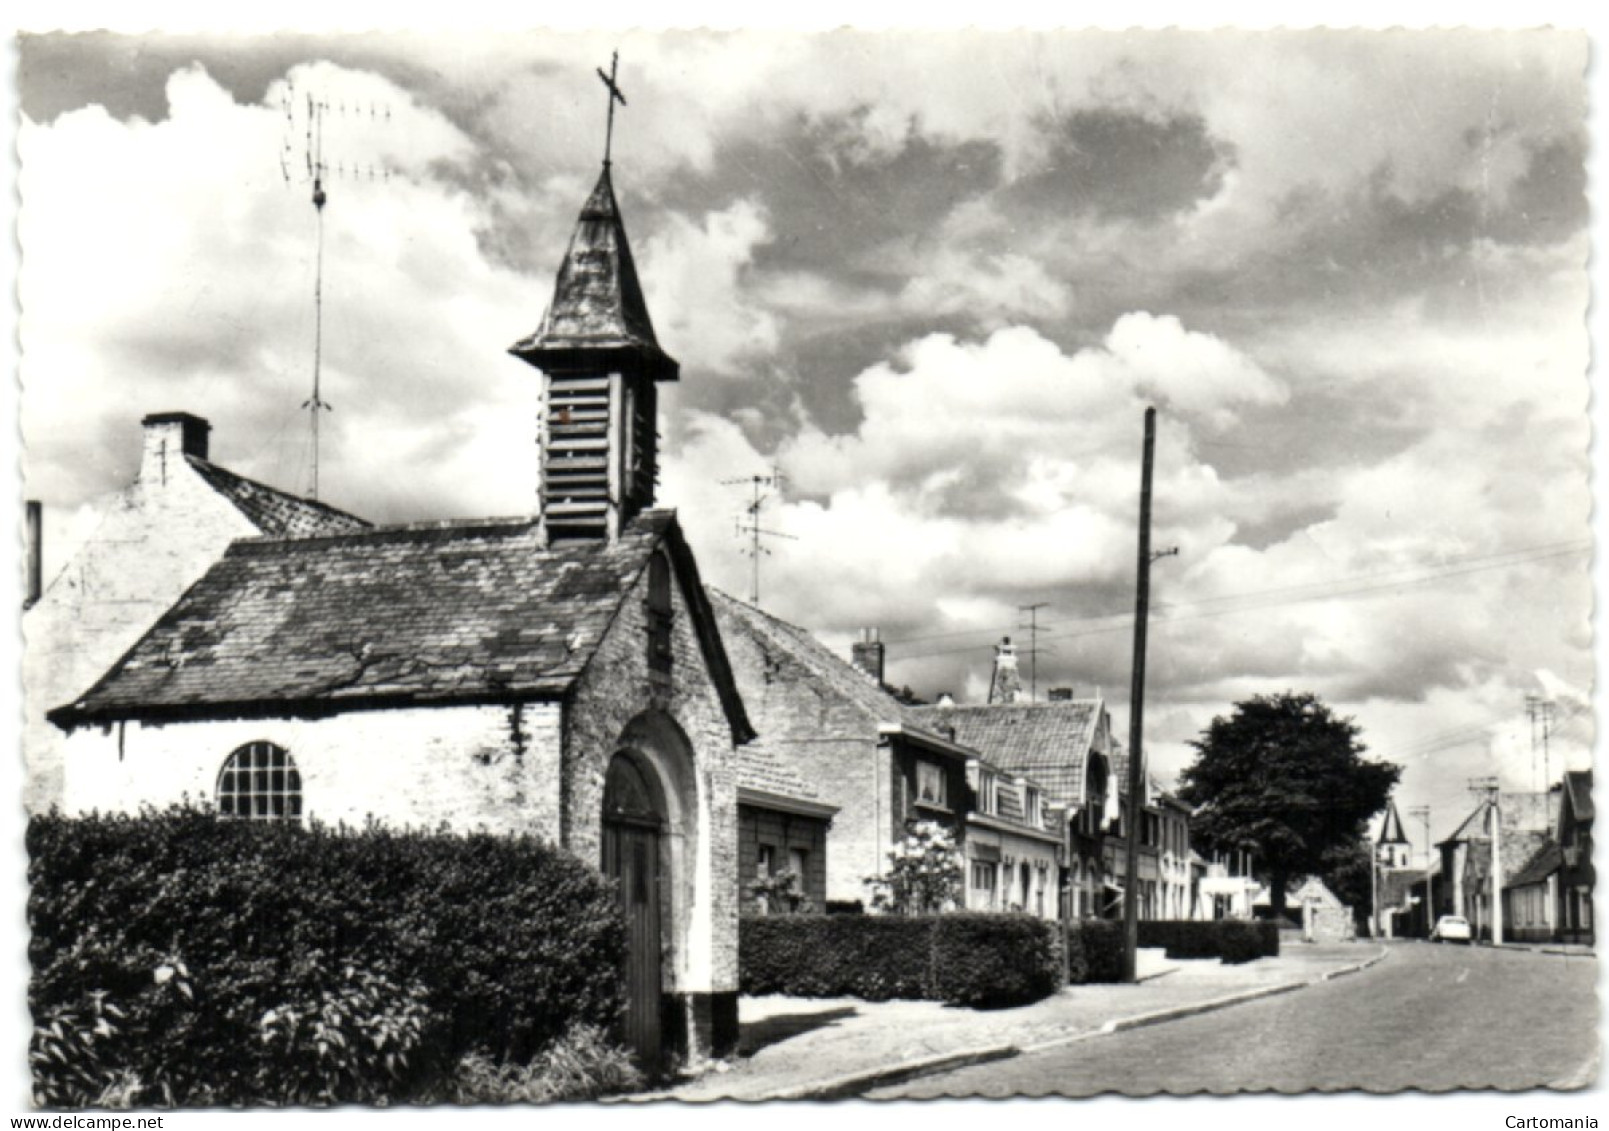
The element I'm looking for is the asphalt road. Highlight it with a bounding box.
[871,943,1599,1097]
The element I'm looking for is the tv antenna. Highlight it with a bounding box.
[279,83,392,500]
[723,469,796,607]
[1017,603,1051,702]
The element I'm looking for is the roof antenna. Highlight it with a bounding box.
[280,81,392,501]
[723,469,797,607]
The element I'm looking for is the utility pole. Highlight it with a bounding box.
[1409,804,1432,935]
[1122,408,1177,983]
[1018,603,1049,702]
[1470,777,1503,945]
[1370,835,1380,940]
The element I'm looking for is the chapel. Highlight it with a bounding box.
[49,158,749,1067]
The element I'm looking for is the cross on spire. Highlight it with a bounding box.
[597,50,628,166]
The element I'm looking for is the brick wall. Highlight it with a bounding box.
[567,549,739,1001]
[61,701,565,837]
[715,617,891,904]
[737,804,830,911]
[25,450,262,813]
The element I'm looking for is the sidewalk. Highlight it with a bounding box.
[654,942,1386,1101]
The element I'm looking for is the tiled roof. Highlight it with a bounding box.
[709,590,924,731]
[187,456,369,537]
[737,738,823,803]
[509,166,678,381]
[910,701,1099,807]
[1504,838,1563,890]
[55,512,752,743]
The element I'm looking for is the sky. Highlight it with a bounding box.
[13,25,1595,855]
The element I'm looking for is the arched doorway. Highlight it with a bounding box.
[602,751,666,1071]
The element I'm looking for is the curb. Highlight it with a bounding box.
[658,947,1393,1101]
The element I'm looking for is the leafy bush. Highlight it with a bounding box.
[28,806,625,1107]
[930,914,1062,1008]
[748,867,814,915]
[864,821,963,914]
[741,913,1061,1007]
[449,1025,642,1104]
[1067,920,1126,984]
[741,914,932,1000]
[1135,920,1279,964]
[824,900,865,915]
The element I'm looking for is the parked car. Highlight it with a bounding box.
[1430,915,1472,944]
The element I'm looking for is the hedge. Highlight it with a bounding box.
[28,806,624,1107]
[740,913,1062,1007]
[1066,920,1126,984]
[1136,920,1280,964]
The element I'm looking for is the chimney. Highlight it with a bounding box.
[24,500,42,609]
[988,636,1023,704]
[141,413,211,483]
[851,627,885,685]
[1048,687,1074,702]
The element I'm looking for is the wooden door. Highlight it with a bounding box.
[603,756,665,1072]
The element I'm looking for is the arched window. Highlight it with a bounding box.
[217,741,303,822]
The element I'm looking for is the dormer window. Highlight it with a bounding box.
[1024,785,1041,828]
[916,760,948,808]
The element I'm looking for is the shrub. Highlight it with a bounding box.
[824,900,865,916]
[930,914,1062,1008]
[864,821,963,915]
[741,914,932,1001]
[1135,920,1280,964]
[1067,920,1126,984]
[741,913,1062,1007]
[28,806,624,1107]
[449,1025,642,1104]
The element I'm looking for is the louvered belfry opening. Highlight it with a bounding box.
[511,164,678,541]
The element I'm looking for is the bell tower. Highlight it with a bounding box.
[510,58,678,541]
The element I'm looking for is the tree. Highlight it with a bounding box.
[1179,691,1400,918]
[1317,837,1376,931]
[865,820,963,915]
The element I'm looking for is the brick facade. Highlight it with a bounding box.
[737,805,830,912]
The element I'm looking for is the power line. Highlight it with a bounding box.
[884,537,1588,652]
[888,541,1589,660]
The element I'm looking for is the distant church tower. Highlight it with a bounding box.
[988,636,1024,705]
[1377,799,1412,869]
[510,165,679,540]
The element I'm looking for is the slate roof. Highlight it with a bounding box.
[709,590,925,731]
[1377,799,1410,845]
[909,701,1100,808]
[1442,790,1556,847]
[53,511,752,744]
[187,456,369,537]
[1504,838,1563,890]
[509,166,679,381]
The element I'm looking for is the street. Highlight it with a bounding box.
[871,943,1599,1097]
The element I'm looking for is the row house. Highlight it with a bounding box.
[711,594,1063,918]
[1437,787,1556,941]
[1194,846,1262,920]
[1501,770,1594,946]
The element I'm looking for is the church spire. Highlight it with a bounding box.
[510,56,678,541]
[1376,799,1412,868]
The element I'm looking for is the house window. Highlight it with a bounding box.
[789,847,808,879]
[1024,786,1040,827]
[971,861,997,908]
[758,844,776,877]
[916,760,947,807]
[646,553,673,685]
[977,770,997,815]
[217,741,302,822]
